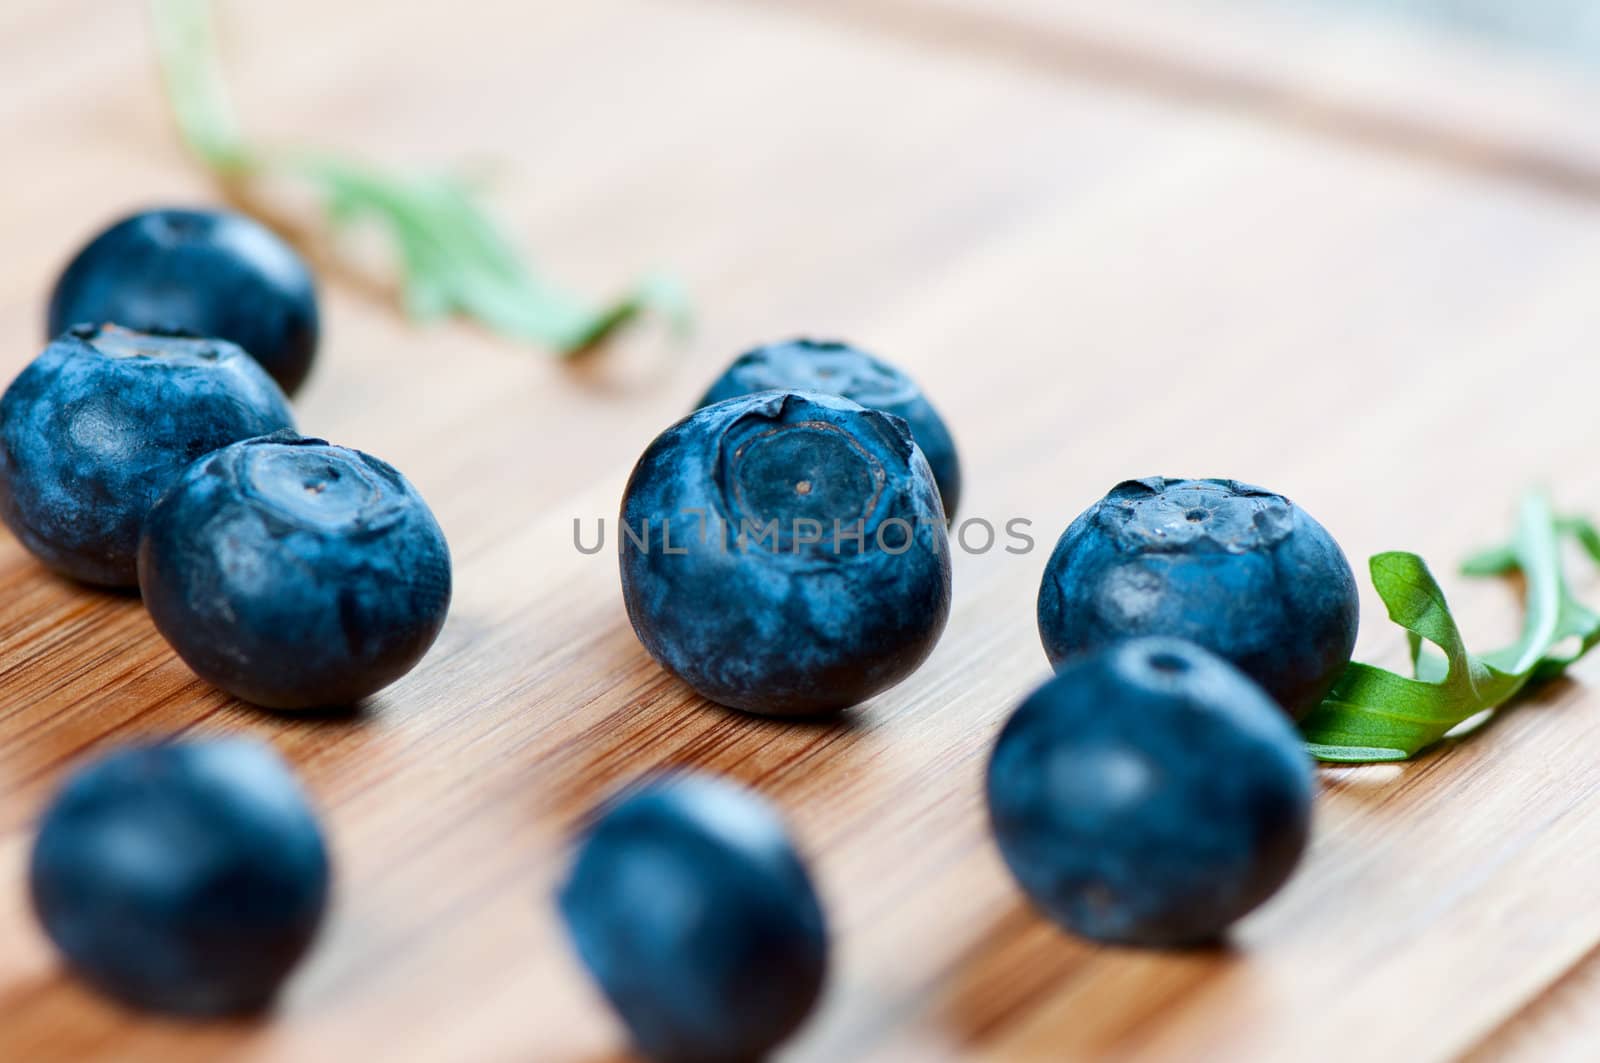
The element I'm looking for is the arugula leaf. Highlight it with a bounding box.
[1300,492,1600,763]
[149,0,687,352]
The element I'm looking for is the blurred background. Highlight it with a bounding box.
[1296,0,1600,60]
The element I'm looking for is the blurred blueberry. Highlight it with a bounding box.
[620,390,951,716]
[1037,478,1358,720]
[48,207,320,394]
[0,325,295,587]
[558,774,828,1063]
[698,338,962,516]
[988,637,1313,947]
[138,434,451,710]
[30,738,330,1016]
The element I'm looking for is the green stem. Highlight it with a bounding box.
[150,0,253,172]
[1301,491,1600,763]
[148,0,688,352]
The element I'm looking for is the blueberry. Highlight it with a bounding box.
[0,325,295,587]
[987,638,1313,947]
[697,339,963,516]
[557,774,828,1063]
[138,434,452,710]
[1037,478,1359,720]
[29,738,330,1016]
[48,208,320,394]
[620,390,951,716]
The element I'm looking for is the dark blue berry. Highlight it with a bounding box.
[48,208,321,394]
[557,775,828,1063]
[0,325,295,587]
[620,390,951,716]
[987,637,1314,947]
[29,739,330,1016]
[1037,477,1359,720]
[698,338,962,516]
[138,434,451,710]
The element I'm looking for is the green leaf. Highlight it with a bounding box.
[148,0,687,353]
[1301,491,1600,763]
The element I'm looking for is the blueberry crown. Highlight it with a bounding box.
[1098,477,1296,554]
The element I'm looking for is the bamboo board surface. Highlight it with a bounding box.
[3,1,1600,1059]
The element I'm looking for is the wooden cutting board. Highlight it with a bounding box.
[3,1,1600,1059]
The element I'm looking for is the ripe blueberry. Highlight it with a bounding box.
[1037,477,1359,720]
[138,434,452,710]
[987,638,1313,947]
[48,207,321,394]
[620,390,951,716]
[0,325,295,587]
[698,338,963,516]
[557,775,828,1063]
[29,739,330,1016]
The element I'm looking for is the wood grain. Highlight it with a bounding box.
[4,1,1600,1059]
[775,0,1600,198]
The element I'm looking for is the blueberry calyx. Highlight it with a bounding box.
[1101,477,1295,555]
